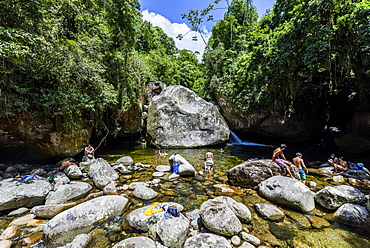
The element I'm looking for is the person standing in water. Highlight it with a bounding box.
[292,152,308,184]
[204,149,214,173]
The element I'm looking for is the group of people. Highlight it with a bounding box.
[271,144,308,183]
[328,154,349,173]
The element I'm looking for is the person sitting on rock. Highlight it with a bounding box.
[271,144,294,179]
[21,169,41,180]
[84,144,95,157]
[337,157,349,173]
[56,159,76,172]
[292,152,308,184]
[328,154,341,173]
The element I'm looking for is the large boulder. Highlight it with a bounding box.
[125,202,184,232]
[258,176,315,213]
[45,182,93,205]
[168,154,196,176]
[147,85,229,148]
[88,158,119,190]
[155,216,189,248]
[333,203,370,229]
[43,195,128,248]
[132,185,158,200]
[0,178,53,211]
[315,185,367,210]
[212,196,251,223]
[228,159,284,187]
[63,164,83,179]
[199,198,242,236]
[255,203,285,221]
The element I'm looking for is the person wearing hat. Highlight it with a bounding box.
[271,144,294,179]
[293,152,308,184]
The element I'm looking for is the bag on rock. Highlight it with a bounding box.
[173,162,180,174]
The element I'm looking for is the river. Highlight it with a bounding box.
[1,132,370,247]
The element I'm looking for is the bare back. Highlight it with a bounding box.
[293,156,307,170]
[272,148,285,161]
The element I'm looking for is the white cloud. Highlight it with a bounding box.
[141,10,211,61]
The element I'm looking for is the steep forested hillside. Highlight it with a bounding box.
[0,0,205,133]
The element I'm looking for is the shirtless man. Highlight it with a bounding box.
[292,152,308,184]
[272,144,294,179]
[58,159,76,172]
[328,154,341,173]
[204,150,214,173]
[84,144,95,157]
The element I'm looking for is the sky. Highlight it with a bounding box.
[140,0,276,60]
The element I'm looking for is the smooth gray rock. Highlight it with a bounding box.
[156,216,189,248]
[53,172,70,189]
[43,195,128,248]
[147,85,229,148]
[31,203,75,218]
[0,178,52,211]
[334,203,370,228]
[7,207,29,217]
[155,165,171,172]
[112,164,132,175]
[126,202,184,232]
[79,156,96,173]
[103,181,117,195]
[315,185,367,210]
[228,159,300,187]
[63,164,83,179]
[367,195,370,212]
[133,185,158,200]
[258,176,315,213]
[184,233,231,248]
[168,154,196,176]
[255,203,285,221]
[116,156,134,166]
[112,237,156,248]
[199,198,242,236]
[212,196,251,223]
[241,232,261,246]
[88,158,119,190]
[45,182,92,205]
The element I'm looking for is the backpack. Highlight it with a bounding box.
[167,207,180,217]
[173,162,180,174]
[357,163,364,169]
[348,162,359,170]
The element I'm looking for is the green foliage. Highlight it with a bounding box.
[203,0,370,116]
[0,0,207,135]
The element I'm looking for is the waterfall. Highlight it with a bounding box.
[228,131,273,147]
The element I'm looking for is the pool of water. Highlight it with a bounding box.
[2,141,370,247]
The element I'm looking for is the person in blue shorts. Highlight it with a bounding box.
[292,152,308,184]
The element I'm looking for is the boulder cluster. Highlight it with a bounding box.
[0,156,369,248]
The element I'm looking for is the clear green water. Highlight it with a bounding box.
[2,144,370,247]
